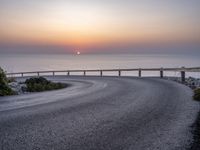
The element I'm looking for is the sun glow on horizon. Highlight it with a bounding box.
[0,0,199,53]
[76,51,81,55]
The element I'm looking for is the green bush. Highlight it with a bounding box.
[25,77,67,92]
[25,77,50,85]
[0,67,16,96]
[194,88,200,101]
[0,67,8,85]
[0,85,16,96]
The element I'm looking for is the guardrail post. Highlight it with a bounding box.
[53,71,55,76]
[138,69,141,77]
[67,71,70,76]
[160,68,163,78]
[118,70,121,77]
[37,72,40,76]
[100,70,103,76]
[21,73,23,77]
[83,71,86,76]
[181,70,185,83]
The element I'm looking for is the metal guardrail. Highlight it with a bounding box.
[6,67,200,83]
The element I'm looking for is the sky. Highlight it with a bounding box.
[0,0,200,54]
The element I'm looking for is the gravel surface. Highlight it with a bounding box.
[0,76,199,150]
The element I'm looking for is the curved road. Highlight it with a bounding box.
[0,76,199,150]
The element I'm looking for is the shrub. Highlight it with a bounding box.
[0,67,16,96]
[25,77,50,85]
[25,77,67,92]
[194,88,200,101]
[0,67,8,85]
[0,84,16,96]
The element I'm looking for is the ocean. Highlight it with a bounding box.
[0,54,200,78]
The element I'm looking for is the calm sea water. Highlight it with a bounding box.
[0,54,200,78]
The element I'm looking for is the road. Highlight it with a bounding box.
[0,76,199,150]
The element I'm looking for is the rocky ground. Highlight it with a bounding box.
[166,77,200,89]
[8,81,27,94]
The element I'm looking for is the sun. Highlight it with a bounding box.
[76,51,81,55]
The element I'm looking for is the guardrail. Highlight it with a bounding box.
[6,67,200,83]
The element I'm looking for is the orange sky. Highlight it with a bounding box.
[0,0,199,53]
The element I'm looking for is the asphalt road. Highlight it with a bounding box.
[0,76,199,150]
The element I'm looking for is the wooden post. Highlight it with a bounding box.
[138,69,141,77]
[53,71,55,76]
[100,70,103,77]
[83,71,86,76]
[67,71,70,76]
[160,68,163,78]
[118,70,121,77]
[181,71,185,83]
[21,73,23,77]
[180,67,185,83]
[37,72,40,76]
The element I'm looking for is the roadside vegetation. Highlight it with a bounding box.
[1,67,67,96]
[193,88,200,101]
[25,77,67,92]
[0,67,16,96]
